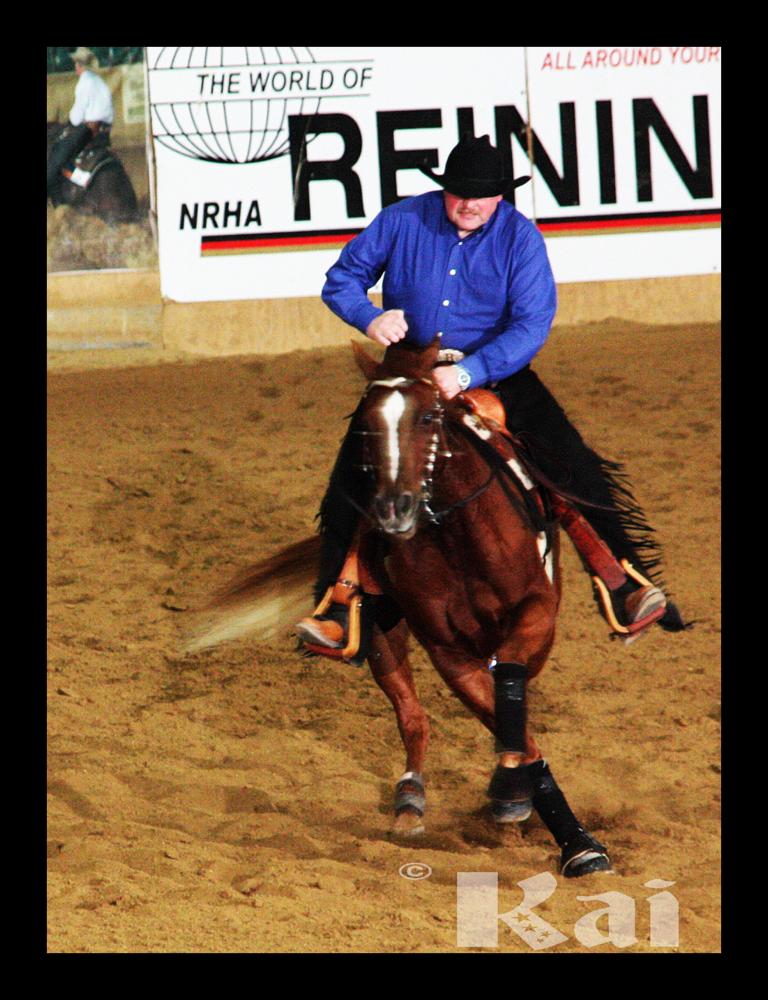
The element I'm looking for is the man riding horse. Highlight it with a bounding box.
[47,47,114,205]
[296,134,687,660]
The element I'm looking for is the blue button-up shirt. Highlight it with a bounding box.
[321,191,557,387]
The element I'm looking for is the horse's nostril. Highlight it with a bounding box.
[395,493,414,518]
[375,494,414,523]
[375,496,393,520]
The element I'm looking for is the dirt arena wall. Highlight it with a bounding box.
[47,270,720,355]
[47,270,163,350]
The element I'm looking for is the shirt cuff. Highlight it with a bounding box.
[460,354,490,388]
[350,300,384,335]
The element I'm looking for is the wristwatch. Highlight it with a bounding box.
[455,365,472,391]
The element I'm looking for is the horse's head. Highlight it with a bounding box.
[351,339,449,537]
[355,375,444,538]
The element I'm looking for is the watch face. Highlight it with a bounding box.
[457,369,471,389]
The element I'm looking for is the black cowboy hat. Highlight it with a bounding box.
[419,134,530,198]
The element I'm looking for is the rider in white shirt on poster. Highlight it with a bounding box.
[69,49,114,128]
[47,47,115,200]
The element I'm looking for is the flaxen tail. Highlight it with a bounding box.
[184,534,321,654]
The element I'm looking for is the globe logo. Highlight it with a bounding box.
[149,47,323,164]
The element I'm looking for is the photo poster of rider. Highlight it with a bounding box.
[46,47,158,272]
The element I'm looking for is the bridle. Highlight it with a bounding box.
[355,377,498,529]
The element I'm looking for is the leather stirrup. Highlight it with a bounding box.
[302,583,364,662]
[592,559,666,637]
[301,528,380,664]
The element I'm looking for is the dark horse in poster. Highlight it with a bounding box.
[186,339,613,878]
[47,122,138,225]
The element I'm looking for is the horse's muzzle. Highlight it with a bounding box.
[373,492,419,536]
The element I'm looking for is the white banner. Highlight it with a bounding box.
[525,45,721,282]
[146,46,720,302]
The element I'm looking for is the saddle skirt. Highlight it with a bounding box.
[459,389,539,499]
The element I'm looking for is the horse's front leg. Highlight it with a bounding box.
[430,593,612,876]
[426,646,543,825]
[368,619,429,837]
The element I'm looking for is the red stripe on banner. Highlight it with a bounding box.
[201,232,360,252]
[538,213,721,234]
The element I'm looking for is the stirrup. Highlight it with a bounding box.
[593,560,667,642]
[299,582,366,665]
[297,526,381,666]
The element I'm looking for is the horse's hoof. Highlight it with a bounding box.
[561,832,613,878]
[393,771,425,835]
[491,798,533,823]
[487,763,533,823]
[392,808,425,837]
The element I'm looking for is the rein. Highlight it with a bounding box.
[423,464,497,525]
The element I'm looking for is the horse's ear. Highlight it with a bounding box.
[380,334,441,380]
[351,340,381,382]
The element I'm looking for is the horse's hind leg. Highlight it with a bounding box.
[529,759,612,877]
[368,619,429,836]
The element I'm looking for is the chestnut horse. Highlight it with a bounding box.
[187,339,612,878]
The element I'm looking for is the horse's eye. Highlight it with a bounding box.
[421,412,434,425]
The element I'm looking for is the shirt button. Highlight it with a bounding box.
[442,299,450,306]
[449,269,456,275]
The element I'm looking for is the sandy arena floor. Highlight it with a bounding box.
[47,320,720,953]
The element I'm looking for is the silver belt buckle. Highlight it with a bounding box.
[436,349,465,364]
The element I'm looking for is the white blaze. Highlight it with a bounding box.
[380,391,406,484]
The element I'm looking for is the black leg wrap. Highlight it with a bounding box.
[528,760,611,877]
[559,831,612,878]
[492,661,527,754]
[528,759,582,847]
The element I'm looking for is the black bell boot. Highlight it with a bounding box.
[528,759,612,877]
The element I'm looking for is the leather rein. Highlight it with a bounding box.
[421,404,499,525]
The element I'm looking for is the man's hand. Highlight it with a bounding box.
[366,309,408,346]
[432,365,464,400]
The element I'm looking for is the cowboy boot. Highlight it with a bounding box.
[295,578,360,651]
